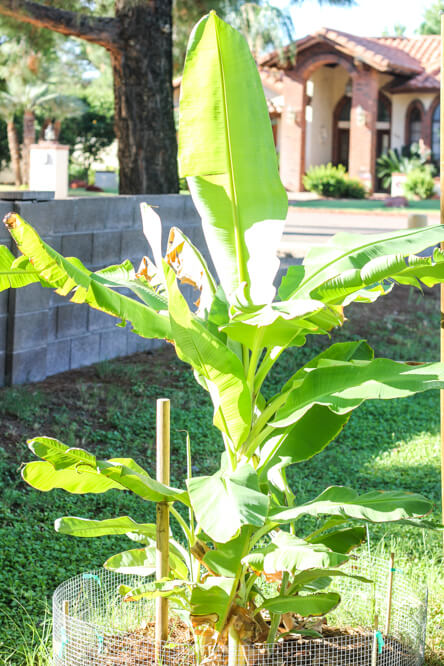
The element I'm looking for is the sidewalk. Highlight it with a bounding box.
[279,205,438,259]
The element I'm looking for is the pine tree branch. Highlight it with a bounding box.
[0,0,120,51]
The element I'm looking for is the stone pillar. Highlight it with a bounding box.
[349,68,378,192]
[280,74,305,192]
[29,142,69,199]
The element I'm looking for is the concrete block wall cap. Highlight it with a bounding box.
[0,191,55,201]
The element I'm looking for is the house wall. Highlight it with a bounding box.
[0,194,207,387]
[390,92,436,150]
[305,66,349,170]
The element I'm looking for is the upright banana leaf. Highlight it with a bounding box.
[179,12,287,304]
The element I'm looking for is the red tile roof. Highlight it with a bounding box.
[261,29,440,92]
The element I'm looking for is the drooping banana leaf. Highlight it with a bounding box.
[270,486,434,526]
[2,213,171,340]
[105,546,188,579]
[280,226,444,304]
[164,262,251,449]
[54,516,158,539]
[179,12,287,304]
[23,437,189,505]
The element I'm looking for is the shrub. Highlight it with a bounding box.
[376,144,433,190]
[404,167,435,200]
[303,163,366,199]
[303,163,348,197]
[343,177,366,199]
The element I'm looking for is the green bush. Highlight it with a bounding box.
[303,163,366,199]
[343,178,366,199]
[404,167,435,200]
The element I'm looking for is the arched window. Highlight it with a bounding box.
[406,102,423,147]
[432,103,440,164]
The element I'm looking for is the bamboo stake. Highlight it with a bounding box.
[371,614,379,666]
[156,398,170,658]
[384,553,395,636]
[441,13,444,551]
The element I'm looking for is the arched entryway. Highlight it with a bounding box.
[375,93,391,191]
[333,95,351,170]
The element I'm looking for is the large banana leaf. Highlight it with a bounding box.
[179,12,287,304]
[270,486,434,525]
[2,213,171,340]
[187,463,268,543]
[272,357,444,429]
[164,263,251,448]
[280,226,444,304]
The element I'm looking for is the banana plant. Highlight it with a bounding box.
[2,11,444,662]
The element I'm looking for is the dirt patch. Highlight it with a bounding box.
[77,625,415,666]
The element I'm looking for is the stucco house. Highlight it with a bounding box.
[260,28,440,193]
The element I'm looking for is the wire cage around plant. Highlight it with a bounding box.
[52,554,428,666]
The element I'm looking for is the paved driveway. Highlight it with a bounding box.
[279,206,440,259]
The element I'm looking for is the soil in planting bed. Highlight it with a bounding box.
[76,624,416,666]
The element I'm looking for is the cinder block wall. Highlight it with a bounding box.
[0,195,206,386]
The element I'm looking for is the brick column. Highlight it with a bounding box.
[280,74,305,192]
[349,68,378,192]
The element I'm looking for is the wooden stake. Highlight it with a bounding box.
[384,553,395,636]
[156,398,170,655]
[63,600,69,665]
[441,13,444,551]
[371,614,379,666]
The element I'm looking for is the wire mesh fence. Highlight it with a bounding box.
[53,554,427,666]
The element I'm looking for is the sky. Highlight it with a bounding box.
[272,0,433,39]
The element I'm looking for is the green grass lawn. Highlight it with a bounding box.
[289,198,440,215]
[0,287,443,664]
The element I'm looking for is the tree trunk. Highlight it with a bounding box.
[22,109,36,185]
[6,120,22,186]
[0,0,179,195]
[112,0,178,194]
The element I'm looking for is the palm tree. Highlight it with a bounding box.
[4,81,85,184]
[224,2,294,59]
[0,92,22,186]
